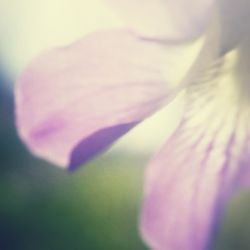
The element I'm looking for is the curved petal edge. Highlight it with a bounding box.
[15,29,172,169]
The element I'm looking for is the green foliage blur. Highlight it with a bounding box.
[1,72,250,250]
[0,73,148,250]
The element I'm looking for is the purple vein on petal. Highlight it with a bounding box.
[140,52,250,249]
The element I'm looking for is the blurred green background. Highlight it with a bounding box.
[1,70,250,250]
[0,74,148,250]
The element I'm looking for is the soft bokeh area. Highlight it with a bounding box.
[1,68,149,250]
[1,1,250,249]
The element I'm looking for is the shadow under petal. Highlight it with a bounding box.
[69,122,138,170]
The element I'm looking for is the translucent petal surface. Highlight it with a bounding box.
[105,0,215,41]
[16,29,177,168]
[141,49,250,250]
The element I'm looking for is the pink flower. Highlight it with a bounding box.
[15,0,250,249]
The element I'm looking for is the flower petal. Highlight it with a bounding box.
[141,136,228,250]
[140,48,250,249]
[15,29,182,169]
[105,0,215,41]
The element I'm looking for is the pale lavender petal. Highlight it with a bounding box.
[141,132,232,250]
[140,54,250,249]
[235,153,250,188]
[15,29,178,169]
[105,0,215,41]
[229,101,250,188]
